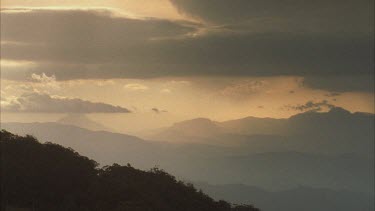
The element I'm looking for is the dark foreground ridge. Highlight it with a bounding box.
[0,130,259,211]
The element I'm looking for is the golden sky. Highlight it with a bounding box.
[1,75,373,134]
[1,0,373,134]
[1,0,184,20]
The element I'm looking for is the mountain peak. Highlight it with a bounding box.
[289,106,352,120]
[328,107,352,115]
[174,118,217,126]
[172,118,220,132]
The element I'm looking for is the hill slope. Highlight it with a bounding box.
[0,130,259,211]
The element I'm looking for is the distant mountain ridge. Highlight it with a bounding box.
[147,108,374,156]
[195,183,374,211]
[2,127,372,211]
[153,107,373,137]
[2,121,373,193]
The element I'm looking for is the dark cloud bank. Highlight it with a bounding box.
[1,0,374,92]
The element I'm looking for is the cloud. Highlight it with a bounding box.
[151,107,168,114]
[124,83,149,91]
[31,72,60,91]
[303,75,375,93]
[220,80,266,98]
[1,8,198,79]
[1,7,373,93]
[325,92,341,97]
[31,72,55,82]
[170,0,372,32]
[160,88,172,94]
[284,100,335,112]
[1,92,130,113]
[96,80,115,87]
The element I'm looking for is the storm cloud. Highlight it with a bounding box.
[1,4,373,92]
[170,0,372,31]
[303,75,375,93]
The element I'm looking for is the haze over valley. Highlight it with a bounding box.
[1,0,373,210]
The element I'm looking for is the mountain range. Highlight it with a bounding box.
[194,183,374,211]
[147,107,374,156]
[2,107,374,210]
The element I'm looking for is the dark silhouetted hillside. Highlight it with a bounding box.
[0,130,259,211]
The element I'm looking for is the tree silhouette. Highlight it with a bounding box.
[0,130,259,211]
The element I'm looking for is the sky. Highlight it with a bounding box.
[1,0,374,134]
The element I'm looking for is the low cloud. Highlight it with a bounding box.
[151,108,168,114]
[31,72,60,91]
[124,83,149,91]
[284,100,335,112]
[1,92,130,113]
[31,72,55,83]
[160,88,172,94]
[325,92,341,97]
[220,80,267,98]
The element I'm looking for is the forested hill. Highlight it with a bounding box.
[0,130,259,211]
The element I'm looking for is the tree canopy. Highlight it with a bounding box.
[0,130,259,211]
